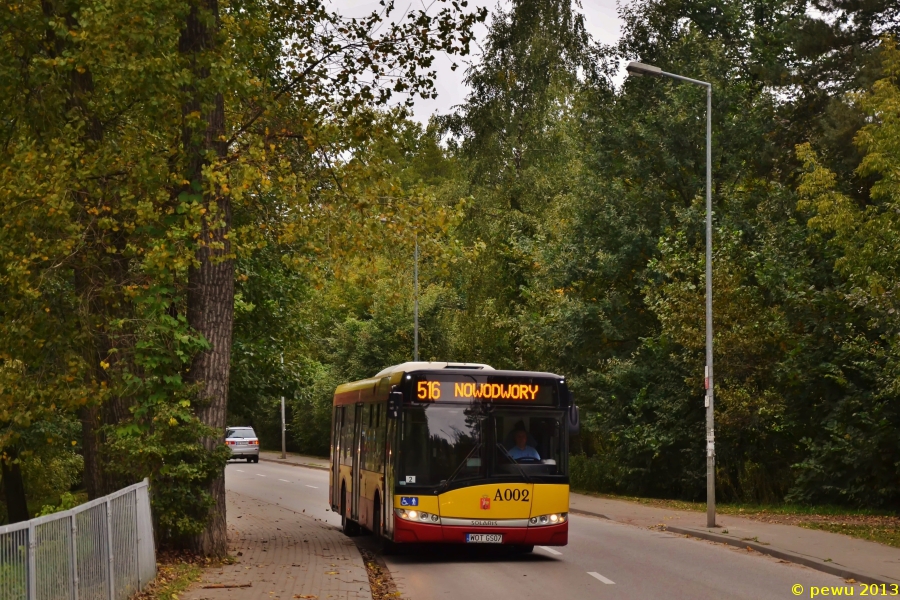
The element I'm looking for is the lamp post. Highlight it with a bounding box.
[414,233,419,362]
[281,353,286,459]
[626,61,716,528]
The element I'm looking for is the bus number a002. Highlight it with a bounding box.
[494,489,529,502]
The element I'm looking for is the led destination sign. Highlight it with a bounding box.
[418,381,540,401]
[413,375,557,405]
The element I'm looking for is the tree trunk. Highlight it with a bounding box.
[180,0,232,557]
[80,405,104,499]
[2,449,30,523]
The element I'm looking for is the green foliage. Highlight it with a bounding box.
[787,39,900,508]
[1,0,484,546]
[36,492,85,517]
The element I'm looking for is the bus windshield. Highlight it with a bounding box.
[397,404,567,489]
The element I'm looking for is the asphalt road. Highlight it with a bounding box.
[225,460,847,600]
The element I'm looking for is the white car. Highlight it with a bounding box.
[225,426,260,462]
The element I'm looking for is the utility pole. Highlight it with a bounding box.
[281,353,286,459]
[626,61,716,527]
[704,82,715,529]
[414,234,419,362]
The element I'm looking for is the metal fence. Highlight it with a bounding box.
[0,479,156,600]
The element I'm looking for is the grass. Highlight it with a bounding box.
[799,521,900,549]
[573,489,900,549]
[134,552,206,600]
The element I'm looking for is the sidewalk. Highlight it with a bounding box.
[570,493,900,584]
[185,491,371,600]
[259,451,330,471]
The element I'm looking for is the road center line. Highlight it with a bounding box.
[538,546,562,555]
[588,572,615,585]
[235,469,244,472]
[278,479,290,482]
[306,485,318,488]
[256,474,266,477]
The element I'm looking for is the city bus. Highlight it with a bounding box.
[329,362,578,551]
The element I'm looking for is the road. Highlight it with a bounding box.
[225,460,846,599]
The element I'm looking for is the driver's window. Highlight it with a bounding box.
[494,415,563,475]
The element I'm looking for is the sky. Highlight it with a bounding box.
[330,0,625,123]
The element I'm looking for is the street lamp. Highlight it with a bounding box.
[626,61,716,528]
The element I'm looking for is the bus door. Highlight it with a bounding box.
[331,406,343,510]
[351,402,363,520]
[384,412,397,537]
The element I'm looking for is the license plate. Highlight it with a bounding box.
[235,441,247,445]
[466,533,502,544]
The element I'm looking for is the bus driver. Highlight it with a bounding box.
[508,428,541,461]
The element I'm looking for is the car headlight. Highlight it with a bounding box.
[395,508,441,524]
[529,513,567,526]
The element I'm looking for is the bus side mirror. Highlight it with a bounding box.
[568,404,580,435]
[387,391,402,419]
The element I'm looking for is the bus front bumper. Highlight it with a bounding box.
[393,516,568,545]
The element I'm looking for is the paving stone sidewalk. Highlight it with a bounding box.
[185,491,371,600]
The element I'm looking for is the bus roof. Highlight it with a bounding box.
[373,362,494,377]
[333,364,565,405]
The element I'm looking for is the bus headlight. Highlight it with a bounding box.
[528,513,567,526]
[395,508,441,524]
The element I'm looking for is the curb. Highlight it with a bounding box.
[665,525,894,585]
[258,455,329,471]
[569,508,611,520]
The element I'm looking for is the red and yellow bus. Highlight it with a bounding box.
[329,362,577,552]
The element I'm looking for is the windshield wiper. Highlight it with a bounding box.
[496,442,532,483]
[439,442,483,491]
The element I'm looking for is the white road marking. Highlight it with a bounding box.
[306,485,318,489]
[278,479,290,483]
[588,572,615,585]
[538,546,562,555]
[256,474,266,477]
[236,470,244,472]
